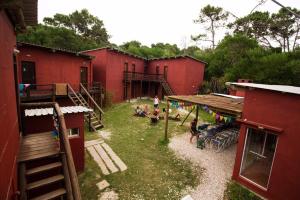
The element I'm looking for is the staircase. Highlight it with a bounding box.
[19,103,81,200]
[161,79,175,96]
[68,84,104,132]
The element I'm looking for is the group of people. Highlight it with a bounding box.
[134,96,181,123]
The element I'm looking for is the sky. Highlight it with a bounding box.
[38,0,300,48]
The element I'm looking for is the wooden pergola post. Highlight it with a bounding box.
[195,104,199,124]
[164,97,170,141]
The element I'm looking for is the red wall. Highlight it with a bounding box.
[232,89,300,200]
[18,46,93,91]
[148,57,205,96]
[83,49,107,88]
[86,49,206,102]
[23,113,85,172]
[0,11,19,200]
[106,51,145,102]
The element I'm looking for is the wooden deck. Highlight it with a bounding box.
[18,132,60,162]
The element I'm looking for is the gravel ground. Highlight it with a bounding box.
[169,133,237,200]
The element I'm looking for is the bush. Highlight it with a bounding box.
[224,181,262,200]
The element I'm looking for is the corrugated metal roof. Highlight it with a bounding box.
[25,106,92,117]
[17,42,94,60]
[212,93,244,99]
[228,82,300,95]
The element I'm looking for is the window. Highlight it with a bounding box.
[68,128,79,137]
[240,128,277,189]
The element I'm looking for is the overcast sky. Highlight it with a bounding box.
[38,0,300,48]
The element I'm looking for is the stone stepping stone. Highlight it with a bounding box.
[96,180,110,191]
[98,190,119,200]
[101,143,127,171]
[94,144,119,173]
[87,146,110,175]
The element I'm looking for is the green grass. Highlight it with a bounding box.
[224,181,262,200]
[79,100,201,199]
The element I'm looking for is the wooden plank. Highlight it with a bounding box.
[31,188,66,200]
[26,175,64,190]
[94,144,118,173]
[84,139,104,148]
[101,143,127,171]
[20,147,59,157]
[21,144,57,153]
[18,150,59,162]
[26,162,62,175]
[87,146,110,175]
[23,132,52,138]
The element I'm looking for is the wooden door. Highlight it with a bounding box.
[80,67,88,85]
[21,61,36,85]
[164,66,168,80]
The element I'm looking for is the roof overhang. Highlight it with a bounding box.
[167,94,244,117]
[1,0,38,30]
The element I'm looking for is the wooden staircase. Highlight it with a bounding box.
[19,103,81,200]
[161,79,175,95]
[68,84,104,132]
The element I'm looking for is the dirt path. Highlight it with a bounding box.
[169,133,237,200]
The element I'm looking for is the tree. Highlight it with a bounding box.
[17,24,100,51]
[270,7,300,52]
[229,8,300,51]
[43,9,109,47]
[228,11,273,48]
[192,5,228,49]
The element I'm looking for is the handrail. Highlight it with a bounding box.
[21,102,82,200]
[67,84,86,107]
[79,83,104,114]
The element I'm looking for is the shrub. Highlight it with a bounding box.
[224,181,262,200]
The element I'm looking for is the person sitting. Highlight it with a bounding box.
[190,118,200,143]
[135,106,145,117]
[143,104,150,115]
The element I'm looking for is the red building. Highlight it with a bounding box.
[229,83,300,200]
[22,106,90,172]
[82,48,206,102]
[17,42,94,92]
[0,1,38,199]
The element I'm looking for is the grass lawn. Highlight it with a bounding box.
[79,99,202,199]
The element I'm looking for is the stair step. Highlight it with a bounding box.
[94,124,103,129]
[26,162,62,176]
[26,175,64,190]
[31,188,66,200]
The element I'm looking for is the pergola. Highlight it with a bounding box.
[164,94,244,140]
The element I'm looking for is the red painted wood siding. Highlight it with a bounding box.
[232,89,300,200]
[18,46,93,91]
[148,57,205,95]
[0,11,19,200]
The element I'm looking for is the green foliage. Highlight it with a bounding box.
[119,41,181,58]
[224,181,262,200]
[17,9,109,51]
[79,100,201,199]
[17,25,100,51]
[229,8,300,51]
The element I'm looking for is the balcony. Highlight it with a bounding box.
[124,71,165,82]
[19,82,103,101]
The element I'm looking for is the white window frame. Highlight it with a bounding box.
[239,127,278,190]
[68,128,80,138]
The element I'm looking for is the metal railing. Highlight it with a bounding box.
[20,102,82,200]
